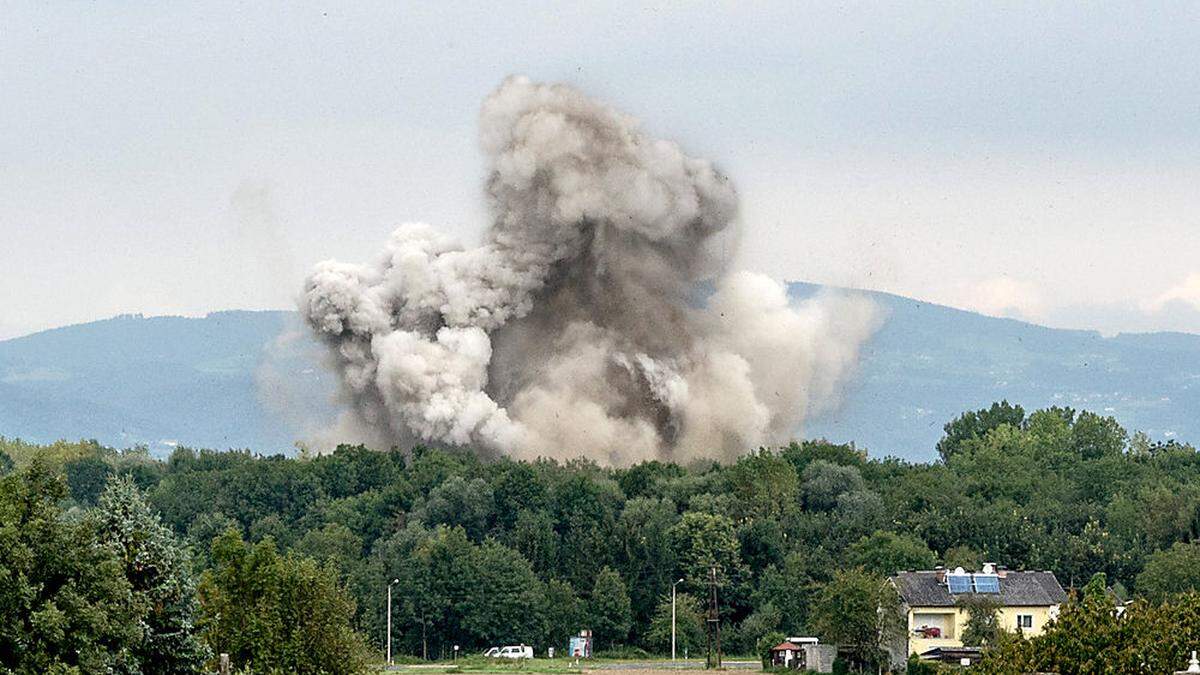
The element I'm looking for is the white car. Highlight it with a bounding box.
[496,645,533,659]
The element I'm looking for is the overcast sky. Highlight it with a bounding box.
[3,2,1200,339]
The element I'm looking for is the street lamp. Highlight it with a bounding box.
[387,578,399,666]
[672,578,684,661]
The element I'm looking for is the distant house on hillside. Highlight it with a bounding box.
[888,565,1067,664]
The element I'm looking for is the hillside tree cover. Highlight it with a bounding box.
[3,401,1200,671]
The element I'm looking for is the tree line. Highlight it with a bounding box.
[3,402,1200,672]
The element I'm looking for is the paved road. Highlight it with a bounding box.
[591,660,759,670]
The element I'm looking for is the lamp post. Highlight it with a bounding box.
[387,578,399,666]
[672,578,684,661]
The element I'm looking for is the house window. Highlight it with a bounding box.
[1017,614,1033,629]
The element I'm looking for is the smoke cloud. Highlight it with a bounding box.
[302,76,880,465]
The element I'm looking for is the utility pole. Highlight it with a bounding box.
[705,566,721,670]
[387,578,398,666]
[672,578,684,661]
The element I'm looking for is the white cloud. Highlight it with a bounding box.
[1146,273,1200,313]
[958,276,1048,322]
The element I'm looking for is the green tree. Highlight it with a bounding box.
[670,511,747,597]
[615,497,679,630]
[542,579,585,649]
[551,473,623,592]
[0,461,142,673]
[942,545,982,570]
[846,530,936,577]
[752,548,832,635]
[724,449,799,520]
[810,568,902,671]
[185,511,239,570]
[738,518,786,577]
[1081,572,1109,601]
[398,525,477,658]
[800,460,865,511]
[958,594,1002,647]
[0,450,13,475]
[250,513,297,549]
[492,463,548,529]
[937,400,1026,462]
[64,454,113,505]
[1070,411,1128,460]
[732,602,783,654]
[294,522,363,575]
[417,476,495,540]
[645,592,705,655]
[782,439,867,477]
[589,566,632,650]
[617,460,684,500]
[92,476,208,673]
[506,509,559,578]
[1137,542,1200,600]
[197,528,368,674]
[460,540,545,645]
[756,630,786,669]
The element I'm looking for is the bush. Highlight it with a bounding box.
[757,630,786,668]
[592,645,651,659]
[906,653,940,675]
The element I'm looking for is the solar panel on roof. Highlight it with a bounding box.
[947,574,972,593]
[973,574,1000,593]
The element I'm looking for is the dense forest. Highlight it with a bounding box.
[4,401,1200,673]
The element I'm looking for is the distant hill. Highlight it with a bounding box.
[0,311,332,454]
[2,286,1197,462]
[791,283,1200,459]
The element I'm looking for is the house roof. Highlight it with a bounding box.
[891,570,1067,607]
[771,641,801,652]
[920,646,984,662]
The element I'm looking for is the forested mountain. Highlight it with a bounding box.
[2,284,1199,461]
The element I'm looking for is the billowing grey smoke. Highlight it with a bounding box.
[302,76,879,465]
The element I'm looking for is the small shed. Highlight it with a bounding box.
[769,639,835,672]
[770,641,803,668]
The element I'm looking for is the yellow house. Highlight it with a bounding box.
[889,566,1067,661]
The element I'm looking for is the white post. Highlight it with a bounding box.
[387,579,398,666]
[672,578,683,661]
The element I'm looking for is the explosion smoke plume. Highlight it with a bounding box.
[302,77,879,465]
